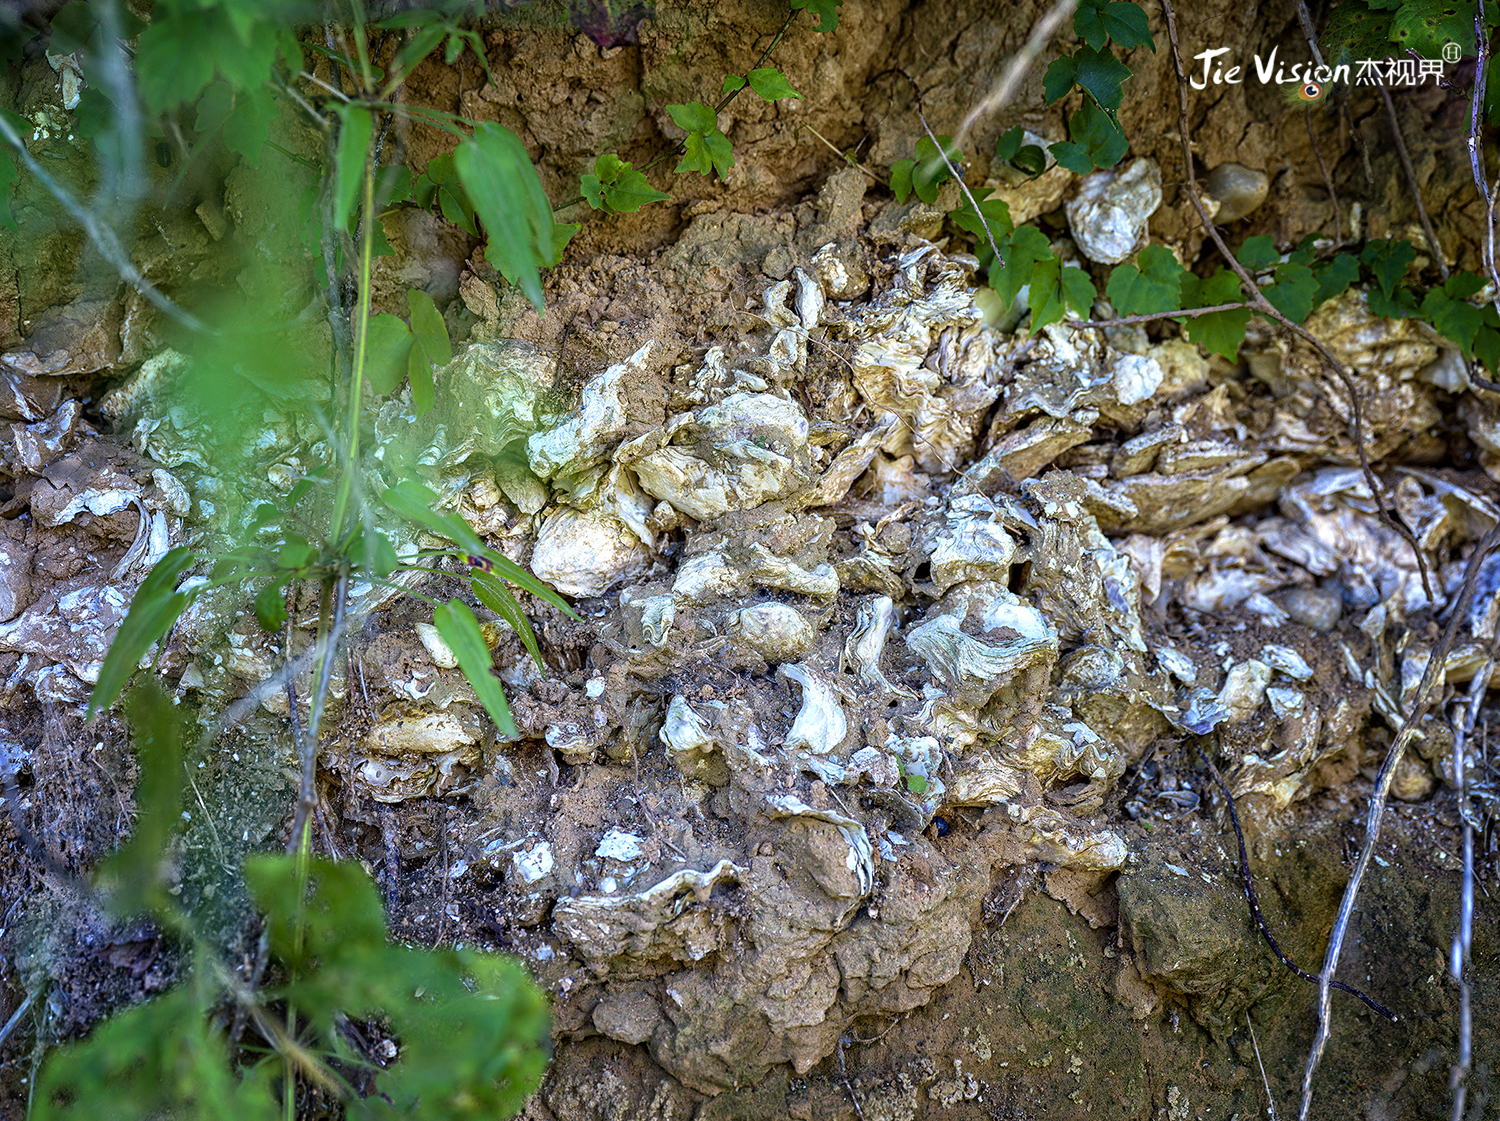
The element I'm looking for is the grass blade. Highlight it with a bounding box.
[434,598,516,738]
[87,547,197,719]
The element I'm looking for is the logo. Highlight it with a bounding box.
[1443,41,1462,64]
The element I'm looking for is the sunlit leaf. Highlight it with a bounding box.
[452,122,557,311]
[747,67,801,100]
[472,570,544,670]
[435,598,516,737]
[365,312,415,397]
[334,105,373,231]
[88,548,197,719]
[790,0,842,32]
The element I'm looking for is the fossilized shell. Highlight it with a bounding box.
[779,663,847,755]
[529,506,651,598]
[905,592,1056,707]
[927,493,1018,595]
[1065,159,1162,265]
[727,602,815,663]
[553,859,746,971]
[528,341,647,494]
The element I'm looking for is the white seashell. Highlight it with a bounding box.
[1065,158,1162,265]
[369,710,480,755]
[662,695,715,757]
[779,663,847,755]
[928,494,1018,594]
[513,842,554,885]
[727,602,815,663]
[416,621,458,668]
[906,595,1056,704]
[639,595,676,647]
[1266,685,1304,719]
[1111,352,1164,405]
[1261,643,1313,679]
[672,553,738,602]
[763,794,874,900]
[528,341,648,484]
[595,829,647,862]
[553,859,746,965]
[529,506,651,598]
[1155,646,1197,685]
[842,595,916,699]
[1217,660,1271,723]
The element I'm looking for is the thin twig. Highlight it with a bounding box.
[950,0,1080,154]
[1299,524,1500,1121]
[1379,82,1448,281]
[0,992,34,1051]
[800,122,882,182]
[1305,107,1343,249]
[1195,742,1395,1020]
[1246,1010,1278,1121]
[836,1035,868,1121]
[1068,302,1251,329]
[1158,0,1433,605]
[1469,0,1500,296]
[1445,631,1499,1121]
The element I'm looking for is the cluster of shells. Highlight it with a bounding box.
[3,157,1497,1090]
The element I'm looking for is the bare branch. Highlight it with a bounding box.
[950,0,1080,154]
[1379,82,1448,281]
[1068,302,1252,329]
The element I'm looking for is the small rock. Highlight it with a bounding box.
[1281,586,1342,632]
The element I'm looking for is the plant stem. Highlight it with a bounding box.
[330,124,376,547]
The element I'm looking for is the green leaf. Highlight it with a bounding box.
[889,158,915,203]
[1476,324,1500,374]
[95,681,184,919]
[1312,253,1360,304]
[277,536,317,571]
[437,183,479,236]
[88,547,197,720]
[949,187,1013,241]
[1389,0,1474,57]
[581,153,671,214]
[1367,283,1419,318]
[380,479,578,617]
[905,773,928,795]
[1043,54,1079,104]
[990,225,1053,309]
[790,0,843,32]
[667,100,718,134]
[1057,98,1128,171]
[452,122,558,311]
[243,855,389,976]
[722,74,747,93]
[1105,244,1186,315]
[253,582,289,633]
[1071,44,1134,113]
[472,570,544,671]
[747,66,801,100]
[1180,269,1252,360]
[677,128,734,179]
[1028,258,1097,331]
[408,288,452,365]
[1237,234,1280,271]
[365,312,416,397]
[911,134,961,204]
[548,221,580,266]
[1075,0,1155,51]
[334,105,373,231]
[1361,238,1417,297]
[1263,261,1319,322]
[408,346,436,416]
[996,126,1026,162]
[1422,276,1487,357]
[360,528,400,580]
[221,86,280,165]
[134,15,217,115]
[435,599,516,737]
[34,987,280,1121]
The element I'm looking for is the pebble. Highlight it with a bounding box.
[1281,587,1342,632]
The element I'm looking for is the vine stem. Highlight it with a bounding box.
[329,115,376,547]
[1067,301,1251,329]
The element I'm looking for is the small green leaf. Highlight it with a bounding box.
[453,122,559,311]
[365,312,416,397]
[135,14,217,115]
[1237,234,1280,271]
[1367,283,1419,318]
[1422,277,1486,357]
[1264,261,1318,322]
[906,773,928,795]
[995,126,1025,162]
[1312,253,1360,305]
[790,0,843,32]
[1105,244,1187,315]
[1180,269,1253,360]
[1029,259,1097,331]
[360,528,400,579]
[437,184,479,235]
[722,74,747,93]
[667,100,718,134]
[747,67,801,100]
[408,346,436,416]
[1071,44,1133,113]
[911,134,961,204]
[334,105,373,231]
[253,582,289,633]
[435,599,516,737]
[889,158,915,203]
[1043,53,1080,104]
[1476,324,1500,375]
[950,187,1013,242]
[88,547,197,719]
[407,288,452,366]
[1361,238,1417,297]
[277,536,317,571]
[1075,0,1155,51]
[472,570,545,671]
[990,225,1053,309]
[677,129,734,179]
[1060,99,1128,170]
[581,153,671,213]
